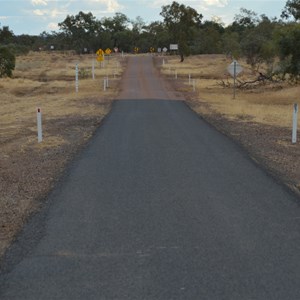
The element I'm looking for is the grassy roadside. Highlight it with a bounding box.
[0,51,126,258]
[157,54,300,194]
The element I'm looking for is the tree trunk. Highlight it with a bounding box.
[180,52,184,62]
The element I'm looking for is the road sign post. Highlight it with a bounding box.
[227,60,243,99]
[292,103,298,144]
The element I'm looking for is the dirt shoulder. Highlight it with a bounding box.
[0,52,126,260]
[0,101,112,260]
[188,99,300,193]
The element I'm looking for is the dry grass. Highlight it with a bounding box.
[0,51,125,258]
[160,55,299,129]
[0,51,124,151]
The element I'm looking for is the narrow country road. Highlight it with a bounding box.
[1,56,300,299]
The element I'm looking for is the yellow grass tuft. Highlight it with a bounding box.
[0,51,124,151]
[161,54,299,128]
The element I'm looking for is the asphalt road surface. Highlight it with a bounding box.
[1,56,300,299]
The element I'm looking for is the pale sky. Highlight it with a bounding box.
[0,0,287,35]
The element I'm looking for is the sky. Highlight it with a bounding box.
[0,0,288,35]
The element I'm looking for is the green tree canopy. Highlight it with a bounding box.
[0,47,15,77]
[281,0,300,20]
[160,1,203,61]
[58,11,101,52]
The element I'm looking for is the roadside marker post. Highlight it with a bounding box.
[193,79,196,92]
[103,78,107,91]
[189,74,191,85]
[92,60,95,80]
[75,63,79,93]
[292,103,298,144]
[37,107,43,143]
[175,70,177,80]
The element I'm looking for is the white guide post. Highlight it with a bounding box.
[233,61,237,99]
[292,103,298,144]
[37,107,43,143]
[193,79,196,92]
[189,74,191,85]
[92,60,95,80]
[103,78,107,91]
[175,70,177,79]
[75,63,79,93]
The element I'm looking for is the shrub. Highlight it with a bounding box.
[0,47,16,77]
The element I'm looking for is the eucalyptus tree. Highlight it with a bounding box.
[281,0,300,20]
[0,46,15,77]
[160,1,203,62]
[58,11,101,53]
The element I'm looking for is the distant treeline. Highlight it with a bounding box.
[2,0,300,80]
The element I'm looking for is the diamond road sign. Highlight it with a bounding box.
[227,60,243,77]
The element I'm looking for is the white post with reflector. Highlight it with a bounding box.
[75,63,79,93]
[292,103,298,144]
[92,60,95,80]
[37,107,43,143]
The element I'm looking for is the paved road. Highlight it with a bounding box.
[1,56,300,299]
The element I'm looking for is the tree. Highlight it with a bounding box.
[58,11,101,53]
[102,13,130,48]
[281,0,300,20]
[276,23,300,80]
[0,47,15,77]
[0,26,14,44]
[144,21,170,49]
[221,31,241,58]
[240,15,277,71]
[194,20,224,54]
[160,1,203,62]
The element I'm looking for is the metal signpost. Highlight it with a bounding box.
[292,103,298,144]
[227,60,243,99]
